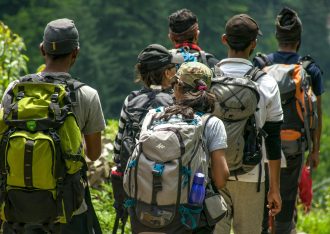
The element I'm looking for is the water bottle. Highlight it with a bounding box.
[188,173,205,205]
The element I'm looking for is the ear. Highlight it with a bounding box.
[40,42,46,56]
[251,39,257,49]
[221,34,228,45]
[71,47,80,59]
[168,33,176,44]
[194,30,200,42]
[164,67,172,79]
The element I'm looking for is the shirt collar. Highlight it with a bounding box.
[217,57,253,66]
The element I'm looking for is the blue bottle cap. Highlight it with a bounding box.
[193,173,205,185]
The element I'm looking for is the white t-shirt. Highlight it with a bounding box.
[214,58,283,182]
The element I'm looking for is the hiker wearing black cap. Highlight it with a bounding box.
[123,62,229,234]
[168,8,219,68]
[212,14,283,234]
[111,43,183,233]
[0,18,105,234]
[254,7,324,234]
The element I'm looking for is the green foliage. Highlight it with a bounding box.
[104,119,119,142]
[0,21,28,98]
[90,183,131,234]
[297,186,330,234]
[2,0,328,118]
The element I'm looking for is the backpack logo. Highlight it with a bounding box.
[156,143,165,149]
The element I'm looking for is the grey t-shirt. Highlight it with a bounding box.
[203,115,227,156]
[72,84,106,135]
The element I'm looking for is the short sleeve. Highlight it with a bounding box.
[82,91,106,135]
[203,116,227,154]
[307,63,325,96]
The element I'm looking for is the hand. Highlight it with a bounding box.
[267,188,282,216]
[306,150,320,169]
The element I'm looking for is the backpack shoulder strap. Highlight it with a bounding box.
[201,113,213,136]
[245,67,266,82]
[198,50,208,65]
[19,74,42,83]
[253,52,272,69]
[299,55,315,70]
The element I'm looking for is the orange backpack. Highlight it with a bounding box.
[263,57,317,157]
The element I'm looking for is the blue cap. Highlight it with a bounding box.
[193,173,205,185]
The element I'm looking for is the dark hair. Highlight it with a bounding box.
[226,40,252,52]
[168,9,198,43]
[169,9,197,32]
[135,63,174,87]
[160,79,215,120]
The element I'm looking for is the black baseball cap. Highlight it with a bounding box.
[225,14,262,43]
[43,18,79,55]
[137,44,184,72]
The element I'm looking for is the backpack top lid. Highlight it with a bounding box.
[211,67,262,121]
[2,73,84,132]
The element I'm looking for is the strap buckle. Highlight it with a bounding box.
[51,93,59,103]
[152,163,164,177]
[16,91,25,101]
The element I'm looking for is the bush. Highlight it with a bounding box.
[91,183,131,233]
[0,21,28,98]
[297,186,330,234]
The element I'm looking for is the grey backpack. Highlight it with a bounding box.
[123,107,209,230]
[210,67,265,175]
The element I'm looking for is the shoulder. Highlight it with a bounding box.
[255,72,280,101]
[301,56,323,77]
[257,72,278,90]
[204,115,225,133]
[77,84,99,99]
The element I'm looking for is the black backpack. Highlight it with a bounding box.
[118,88,174,172]
[111,88,173,234]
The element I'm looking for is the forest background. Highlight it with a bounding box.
[0,0,329,233]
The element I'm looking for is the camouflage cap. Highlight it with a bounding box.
[175,62,212,89]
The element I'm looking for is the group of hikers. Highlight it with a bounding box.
[0,5,324,234]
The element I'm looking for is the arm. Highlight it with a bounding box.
[263,121,282,216]
[267,159,281,216]
[113,96,130,170]
[210,149,229,189]
[84,132,102,161]
[309,95,322,169]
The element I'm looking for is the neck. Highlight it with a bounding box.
[42,58,72,73]
[227,50,250,60]
[175,42,201,51]
[278,42,298,53]
[278,47,297,53]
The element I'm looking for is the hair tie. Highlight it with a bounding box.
[197,85,207,91]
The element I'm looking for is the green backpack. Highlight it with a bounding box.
[0,74,86,224]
